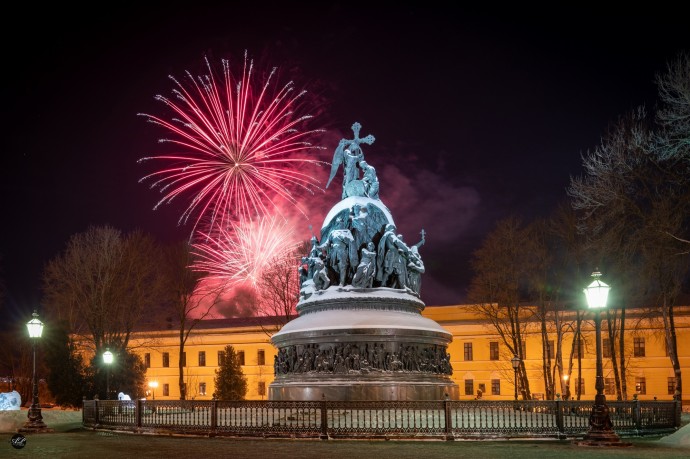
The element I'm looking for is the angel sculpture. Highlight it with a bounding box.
[326,122,375,199]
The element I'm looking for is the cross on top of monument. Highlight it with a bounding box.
[326,122,376,192]
[348,122,375,147]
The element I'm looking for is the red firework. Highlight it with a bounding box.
[138,52,325,234]
[191,215,299,288]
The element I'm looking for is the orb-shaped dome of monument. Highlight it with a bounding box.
[320,196,394,241]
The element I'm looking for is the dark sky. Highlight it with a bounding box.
[2,4,688,325]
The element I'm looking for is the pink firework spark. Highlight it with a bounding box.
[138,52,325,233]
[191,215,299,288]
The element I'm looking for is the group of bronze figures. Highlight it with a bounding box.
[299,122,426,297]
[274,341,453,376]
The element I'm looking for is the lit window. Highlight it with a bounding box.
[491,379,500,395]
[668,377,676,395]
[634,338,645,357]
[489,342,499,361]
[464,343,473,361]
[199,382,206,396]
[464,379,474,396]
[636,377,646,395]
[603,338,611,358]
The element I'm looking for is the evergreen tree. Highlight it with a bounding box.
[213,345,247,400]
[44,322,88,407]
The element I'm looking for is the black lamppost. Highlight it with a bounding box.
[563,374,570,401]
[103,349,114,400]
[148,381,158,400]
[511,354,521,401]
[580,270,628,446]
[19,311,52,433]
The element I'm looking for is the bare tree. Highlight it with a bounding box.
[43,225,163,358]
[568,55,690,401]
[468,216,536,399]
[254,241,307,336]
[161,240,223,400]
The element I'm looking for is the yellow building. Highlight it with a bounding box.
[126,305,690,405]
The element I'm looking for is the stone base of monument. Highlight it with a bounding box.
[270,374,458,401]
[269,288,459,401]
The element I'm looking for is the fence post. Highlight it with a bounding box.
[555,395,564,438]
[320,395,328,440]
[443,393,453,441]
[633,395,642,433]
[210,399,217,436]
[94,396,100,427]
[135,399,142,429]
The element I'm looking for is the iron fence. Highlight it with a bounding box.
[82,398,681,440]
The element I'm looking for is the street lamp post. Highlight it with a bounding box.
[103,349,114,400]
[148,381,158,400]
[580,270,628,446]
[563,374,570,401]
[511,355,521,401]
[19,311,52,433]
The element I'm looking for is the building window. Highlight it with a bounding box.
[464,343,473,361]
[489,342,499,361]
[238,350,245,366]
[575,378,585,396]
[636,377,646,395]
[144,353,151,368]
[668,377,676,395]
[546,340,554,360]
[199,351,206,367]
[464,379,474,396]
[163,384,170,397]
[257,349,265,366]
[604,378,615,395]
[634,338,645,357]
[258,381,266,396]
[491,379,500,395]
[163,352,170,368]
[181,352,187,367]
[199,382,206,396]
[603,338,611,358]
[218,351,225,366]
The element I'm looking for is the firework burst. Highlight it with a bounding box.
[191,215,299,288]
[138,52,325,234]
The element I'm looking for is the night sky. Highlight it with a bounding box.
[2,5,688,325]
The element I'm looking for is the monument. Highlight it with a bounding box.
[269,123,458,401]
